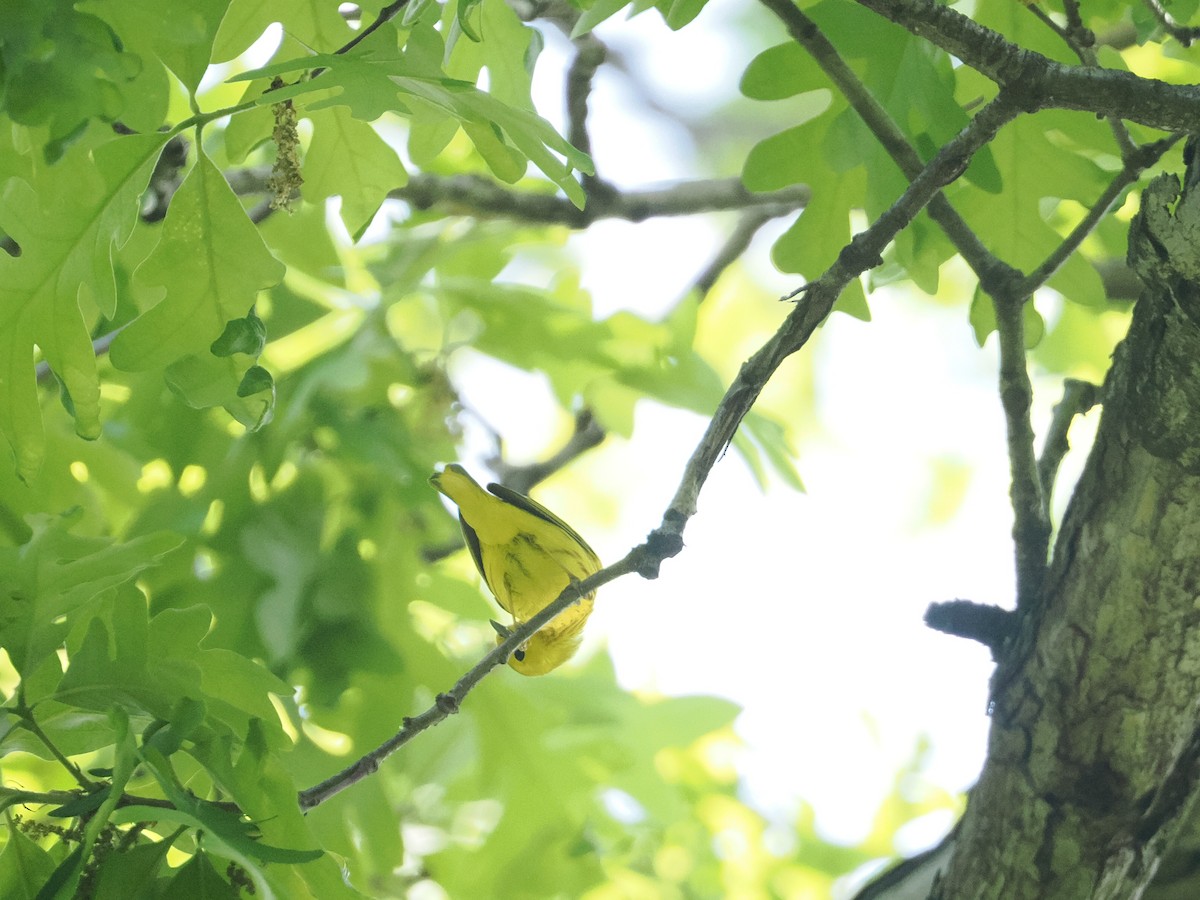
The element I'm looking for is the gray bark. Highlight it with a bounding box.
[859,154,1200,898]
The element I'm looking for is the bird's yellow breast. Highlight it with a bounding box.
[430,464,602,675]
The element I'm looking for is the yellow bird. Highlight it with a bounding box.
[430,464,602,675]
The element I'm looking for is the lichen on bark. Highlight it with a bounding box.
[937,159,1200,897]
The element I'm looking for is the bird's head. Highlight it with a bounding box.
[499,629,583,676]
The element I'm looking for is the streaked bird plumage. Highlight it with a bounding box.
[430,464,601,675]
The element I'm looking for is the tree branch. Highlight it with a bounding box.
[1018,136,1181,295]
[669,94,1021,522]
[690,207,778,299]
[334,0,411,57]
[391,173,810,225]
[1036,378,1099,517]
[759,0,1054,607]
[226,165,810,226]
[925,599,1018,657]
[488,409,607,496]
[762,0,1176,613]
[11,691,97,791]
[756,0,1005,282]
[1024,0,1137,158]
[854,0,1200,133]
[1141,0,1200,47]
[297,539,670,810]
[991,293,1050,609]
[565,29,607,201]
[302,88,1021,812]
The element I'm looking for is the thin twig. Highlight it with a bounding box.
[759,0,1053,602]
[1,786,241,815]
[1018,136,1181,294]
[489,410,607,496]
[302,90,1023,813]
[1142,0,1200,46]
[335,0,411,57]
[757,0,999,279]
[1036,379,1100,517]
[297,544,662,810]
[691,207,778,299]
[11,693,96,791]
[390,174,810,225]
[223,165,811,225]
[1023,0,1136,158]
[763,0,1175,609]
[853,0,1200,134]
[992,294,1050,609]
[667,93,1022,522]
[565,30,607,200]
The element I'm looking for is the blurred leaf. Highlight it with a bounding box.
[741,42,829,101]
[0,827,56,899]
[91,840,174,900]
[161,853,239,899]
[658,0,709,30]
[0,2,138,160]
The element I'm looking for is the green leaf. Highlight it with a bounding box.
[304,106,409,239]
[770,164,870,321]
[161,853,239,899]
[34,845,83,900]
[445,0,539,111]
[0,512,182,678]
[76,708,139,878]
[741,42,829,101]
[743,119,831,193]
[0,1,139,161]
[968,289,1045,349]
[114,0,229,93]
[164,354,276,431]
[969,285,995,345]
[958,113,1107,271]
[571,0,635,37]
[110,145,286,373]
[237,365,274,399]
[213,0,354,63]
[454,0,485,42]
[57,595,292,757]
[144,696,207,755]
[196,646,292,732]
[230,52,593,206]
[47,787,111,818]
[0,133,166,479]
[0,826,56,900]
[211,313,268,358]
[91,840,174,900]
[657,0,709,30]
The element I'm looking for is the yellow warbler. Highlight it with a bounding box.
[430,464,602,676]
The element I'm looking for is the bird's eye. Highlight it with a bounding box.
[514,649,526,662]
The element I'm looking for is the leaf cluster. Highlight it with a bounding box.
[0,0,812,895]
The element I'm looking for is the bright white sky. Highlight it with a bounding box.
[447,0,1105,890]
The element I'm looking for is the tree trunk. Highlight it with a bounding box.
[936,157,1200,897]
